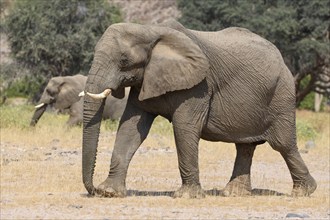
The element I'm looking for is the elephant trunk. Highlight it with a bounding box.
[82,51,119,194]
[30,104,48,126]
[82,85,106,195]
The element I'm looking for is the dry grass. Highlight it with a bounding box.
[1,105,329,219]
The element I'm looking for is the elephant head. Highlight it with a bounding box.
[30,75,86,126]
[82,23,209,194]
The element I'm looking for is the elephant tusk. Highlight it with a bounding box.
[78,91,85,97]
[35,103,45,109]
[86,89,111,99]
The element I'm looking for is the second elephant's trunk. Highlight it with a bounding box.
[30,104,48,126]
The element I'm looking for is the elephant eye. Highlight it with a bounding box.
[119,54,130,69]
[120,59,129,67]
[47,88,56,96]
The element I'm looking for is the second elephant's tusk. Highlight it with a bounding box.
[35,103,45,109]
[78,91,85,97]
[86,89,111,99]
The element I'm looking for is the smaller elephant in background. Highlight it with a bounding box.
[30,74,128,126]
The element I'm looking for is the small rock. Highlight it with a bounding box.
[305,140,316,149]
[51,139,60,144]
[1,199,12,204]
[68,204,83,209]
[299,149,309,154]
[59,151,78,156]
[2,159,10,166]
[286,213,310,219]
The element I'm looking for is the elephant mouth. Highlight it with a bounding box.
[79,89,112,100]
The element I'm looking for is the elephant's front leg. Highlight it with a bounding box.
[67,101,83,126]
[172,122,205,199]
[223,143,256,196]
[96,104,155,197]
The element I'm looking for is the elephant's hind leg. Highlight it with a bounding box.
[266,74,316,196]
[268,119,317,196]
[223,143,256,197]
[279,149,317,196]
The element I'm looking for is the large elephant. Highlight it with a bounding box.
[82,20,317,198]
[30,74,128,126]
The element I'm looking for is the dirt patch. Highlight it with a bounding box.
[1,129,329,219]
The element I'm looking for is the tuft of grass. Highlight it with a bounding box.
[103,115,173,136]
[295,110,329,155]
[1,105,328,141]
[296,110,329,142]
[149,116,173,136]
[0,105,34,129]
[103,119,120,132]
[296,119,318,141]
[0,104,174,143]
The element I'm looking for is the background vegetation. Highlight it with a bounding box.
[178,0,330,107]
[1,0,121,99]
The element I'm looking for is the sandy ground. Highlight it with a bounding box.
[1,117,330,219]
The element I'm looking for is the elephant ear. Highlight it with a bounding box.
[54,77,84,109]
[138,28,209,101]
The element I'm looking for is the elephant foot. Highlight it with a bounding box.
[223,174,252,197]
[291,175,317,197]
[95,179,126,198]
[173,184,205,199]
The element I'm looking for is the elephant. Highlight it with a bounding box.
[81,20,317,198]
[30,74,128,127]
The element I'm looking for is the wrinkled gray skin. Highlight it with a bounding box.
[82,20,317,198]
[30,74,128,127]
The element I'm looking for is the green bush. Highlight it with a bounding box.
[5,76,44,98]
[298,92,315,110]
[104,119,120,132]
[4,0,122,79]
[0,63,44,99]
[296,119,318,141]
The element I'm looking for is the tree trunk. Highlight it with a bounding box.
[295,74,316,107]
[314,93,323,112]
